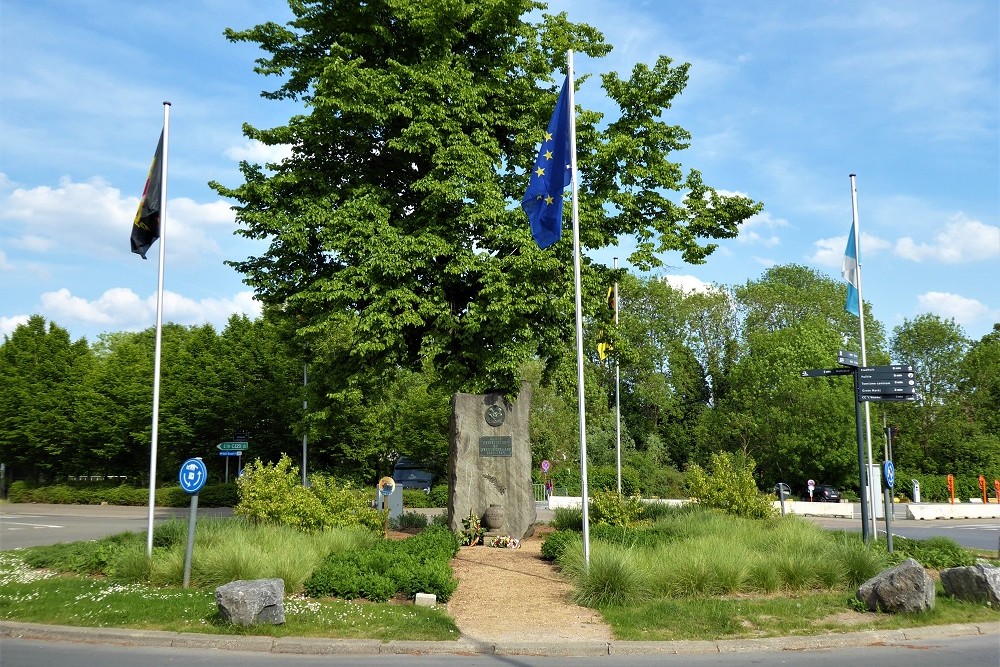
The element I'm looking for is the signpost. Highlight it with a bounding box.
[218,440,249,483]
[178,458,207,588]
[807,478,815,501]
[882,461,895,553]
[800,353,918,544]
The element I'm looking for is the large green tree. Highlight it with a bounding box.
[0,316,91,480]
[212,0,761,396]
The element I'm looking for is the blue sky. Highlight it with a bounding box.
[2,0,998,346]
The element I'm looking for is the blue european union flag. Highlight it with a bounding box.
[522,77,572,249]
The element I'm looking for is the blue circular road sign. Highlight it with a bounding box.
[179,458,208,494]
[883,461,895,489]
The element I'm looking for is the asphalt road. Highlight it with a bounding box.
[2,633,998,667]
[0,504,233,550]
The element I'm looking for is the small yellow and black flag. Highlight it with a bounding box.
[131,131,164,259]
[597,341,612,361]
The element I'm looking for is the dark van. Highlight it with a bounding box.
[392,457,433,492]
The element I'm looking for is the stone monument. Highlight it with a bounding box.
[448,383,536,540]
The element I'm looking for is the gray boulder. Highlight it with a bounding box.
[940,563,1000,605]
[856,558,935,613]
[215,578,285,626]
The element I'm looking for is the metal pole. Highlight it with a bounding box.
[302,362,308,486]
[146,101,171,558]
[566,50,589,566]
[853,370,871,543]
[613,257,621,495]
[883,486,893,553]
[182,492,198,588]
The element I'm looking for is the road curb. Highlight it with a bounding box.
[3,620,997,657]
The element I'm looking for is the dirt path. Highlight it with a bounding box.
[445,528,613,643]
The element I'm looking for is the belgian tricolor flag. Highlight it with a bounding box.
[130,131,164,259]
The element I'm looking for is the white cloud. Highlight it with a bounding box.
[0,176,235,264]
[0,249,11,270]
[1,315,30,338]
[895,215,1000,263]
[662,274,716,294]
[916,291,994,326]
[225,140,293,165]
[735,210,787,247]
[39,287,262,332]
[809,232,891,267]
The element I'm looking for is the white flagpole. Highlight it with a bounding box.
[613,257,621,495]
[566,50,590,565]
[849,174,877,541]
[146,101,171,557]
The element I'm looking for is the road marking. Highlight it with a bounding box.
[1,522,64,529]
[953,525,1000,531]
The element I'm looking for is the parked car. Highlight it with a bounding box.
[802,485,841,502]
[392,457,433,492]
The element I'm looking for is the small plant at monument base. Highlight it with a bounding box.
[488,534,520,549]
[459,511,484,546]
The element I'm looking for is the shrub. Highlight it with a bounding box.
[392,511,429,532]
[891,535,975,569]
[589,490,644,527]
[540,530,580,561]
[550,507,583,532]
[304,526,458,602]
[428,484,449,508]
[685,452,775,520]
[402,489,432,508]
[235,454,384,532]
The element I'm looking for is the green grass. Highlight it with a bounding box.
[599,589,998,641]
[548,506,998,639]
[0,545,458,640]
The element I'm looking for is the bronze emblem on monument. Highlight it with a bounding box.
[484,404,505,427]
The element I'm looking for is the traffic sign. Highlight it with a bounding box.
[800,367,854,378]
[858,364,914,374]
[857,385,916,394]
[541,460,550,473]
[217,441,248,451]
[219,450,242,457]
[179,458,208,494]
[883,461,895,489]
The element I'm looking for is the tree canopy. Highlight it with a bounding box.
[211,0,761,395]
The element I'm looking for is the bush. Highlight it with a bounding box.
[589,490,644,527]
[550,507,583,532]
[685,452,775,520]
[540,529,580,561]
[392,511,429,532]
[235,454,384,532]
[304,526,459,602]
[428,484,449,508]
[402,489,432,508]
[891,535,975,569]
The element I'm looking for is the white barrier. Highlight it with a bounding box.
[776,500,854,518]
[548,495,1000,520]
[907,502,1000,520]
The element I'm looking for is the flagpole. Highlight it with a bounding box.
[146,101,170,557]
[566,50,590,566]
[849,173,877,542]
[613,257,622,495]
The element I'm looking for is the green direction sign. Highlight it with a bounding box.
[217,441,248,451]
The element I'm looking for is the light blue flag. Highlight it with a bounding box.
[522,77,572,249]
[842,221,860,317]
